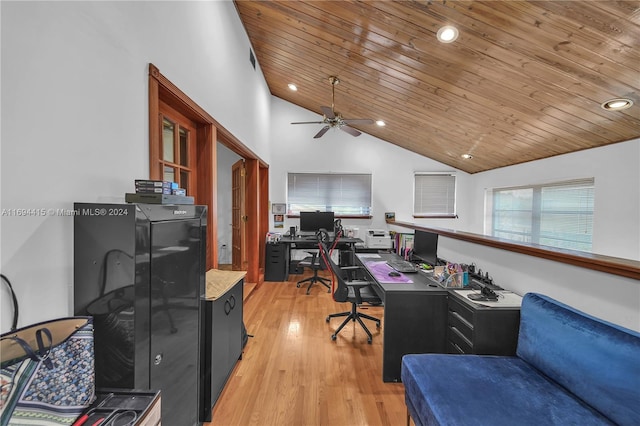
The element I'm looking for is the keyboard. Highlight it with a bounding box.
[386,259,419,273]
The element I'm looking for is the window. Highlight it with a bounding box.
[488,178,594,251]
[287,173,372,217]
[158,116,194,192]
[414,173,457,218]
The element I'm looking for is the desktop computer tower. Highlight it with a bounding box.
[73,202,207,426]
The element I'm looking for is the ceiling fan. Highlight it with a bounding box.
[291,76,374,138]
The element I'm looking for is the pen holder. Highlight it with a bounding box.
[442,272,469,288]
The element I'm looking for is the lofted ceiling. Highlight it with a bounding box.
[234,0,640,174]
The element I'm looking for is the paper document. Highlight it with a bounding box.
[455,290,523,308]
[357,253,382,259]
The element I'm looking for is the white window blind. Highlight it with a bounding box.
[490,178,594,251]
[287,173,372,216]
[414,173,457,217]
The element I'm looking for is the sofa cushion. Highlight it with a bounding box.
[517,293,640,426]
[401,354,613,426]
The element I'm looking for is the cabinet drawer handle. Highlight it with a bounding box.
[224,300,231,315]
[449,310,473,329]
[229,294,236,309]
[450,326,472,348]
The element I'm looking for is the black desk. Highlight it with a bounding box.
[356,253,448,382]
[280,235,363,272]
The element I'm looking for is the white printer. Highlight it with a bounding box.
[365,229,392,249]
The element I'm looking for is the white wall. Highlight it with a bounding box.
[1,1,271,331]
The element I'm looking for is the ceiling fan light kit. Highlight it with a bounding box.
[291,76,375,138]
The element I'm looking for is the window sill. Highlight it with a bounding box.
[413,214,458,219]
[287,215,372,219]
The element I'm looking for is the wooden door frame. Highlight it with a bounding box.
[148,63,268,284]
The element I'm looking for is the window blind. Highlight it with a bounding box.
[287,173,372,216]
[490,178,594,251]
[414,173,457,217]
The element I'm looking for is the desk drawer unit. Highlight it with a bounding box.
[446,292,520,355]
[265,242,289,281]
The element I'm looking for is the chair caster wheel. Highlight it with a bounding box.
[327,289,331,293]
[296,284,301,288]
[376,323,381,329]
[331,334,337,341]
[367,338,372,344]
[326,316,330,322]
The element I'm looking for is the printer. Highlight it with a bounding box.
[365,229,392,249]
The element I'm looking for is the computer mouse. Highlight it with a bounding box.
[388,271,401,277]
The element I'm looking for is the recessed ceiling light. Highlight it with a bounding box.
[376,120,386,126]
[601,98,633,111]
[288,83,298,91]
[437,25,459,43]
[461,153,473,159]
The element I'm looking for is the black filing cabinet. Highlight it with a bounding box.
[265,242,289,281]
[74,203,206,426]
[447,290,520,355]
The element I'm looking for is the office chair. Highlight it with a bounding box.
[318,230,381,344]
[296,233,331,295]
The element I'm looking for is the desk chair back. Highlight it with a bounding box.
[316,229,349,303]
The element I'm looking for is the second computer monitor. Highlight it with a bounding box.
[413,230,438,266]
[299,211,335,233]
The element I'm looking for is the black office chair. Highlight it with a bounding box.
[318,230,381,344]
[296,233,331,295]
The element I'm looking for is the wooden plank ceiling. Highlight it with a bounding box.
[234,0,639,173]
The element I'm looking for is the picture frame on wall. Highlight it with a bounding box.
[272,203,286,214]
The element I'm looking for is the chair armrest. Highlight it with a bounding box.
[345,280,371,288]
[342,265,362,271]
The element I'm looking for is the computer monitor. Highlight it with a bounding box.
[299,211,335,234]
[412,230,438,266]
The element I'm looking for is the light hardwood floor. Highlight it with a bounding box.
[206,270,408,426]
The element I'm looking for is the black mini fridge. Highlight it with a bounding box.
[74,202,207,426]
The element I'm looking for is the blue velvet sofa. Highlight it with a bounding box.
[401,292,640,426]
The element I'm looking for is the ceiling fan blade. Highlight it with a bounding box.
[291,121,325,124]
[320,106,335,119]
[314,126,331,138]
[341,126,362,137]
[342,118,374,125]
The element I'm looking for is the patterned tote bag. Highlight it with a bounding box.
[0,317,95,425]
